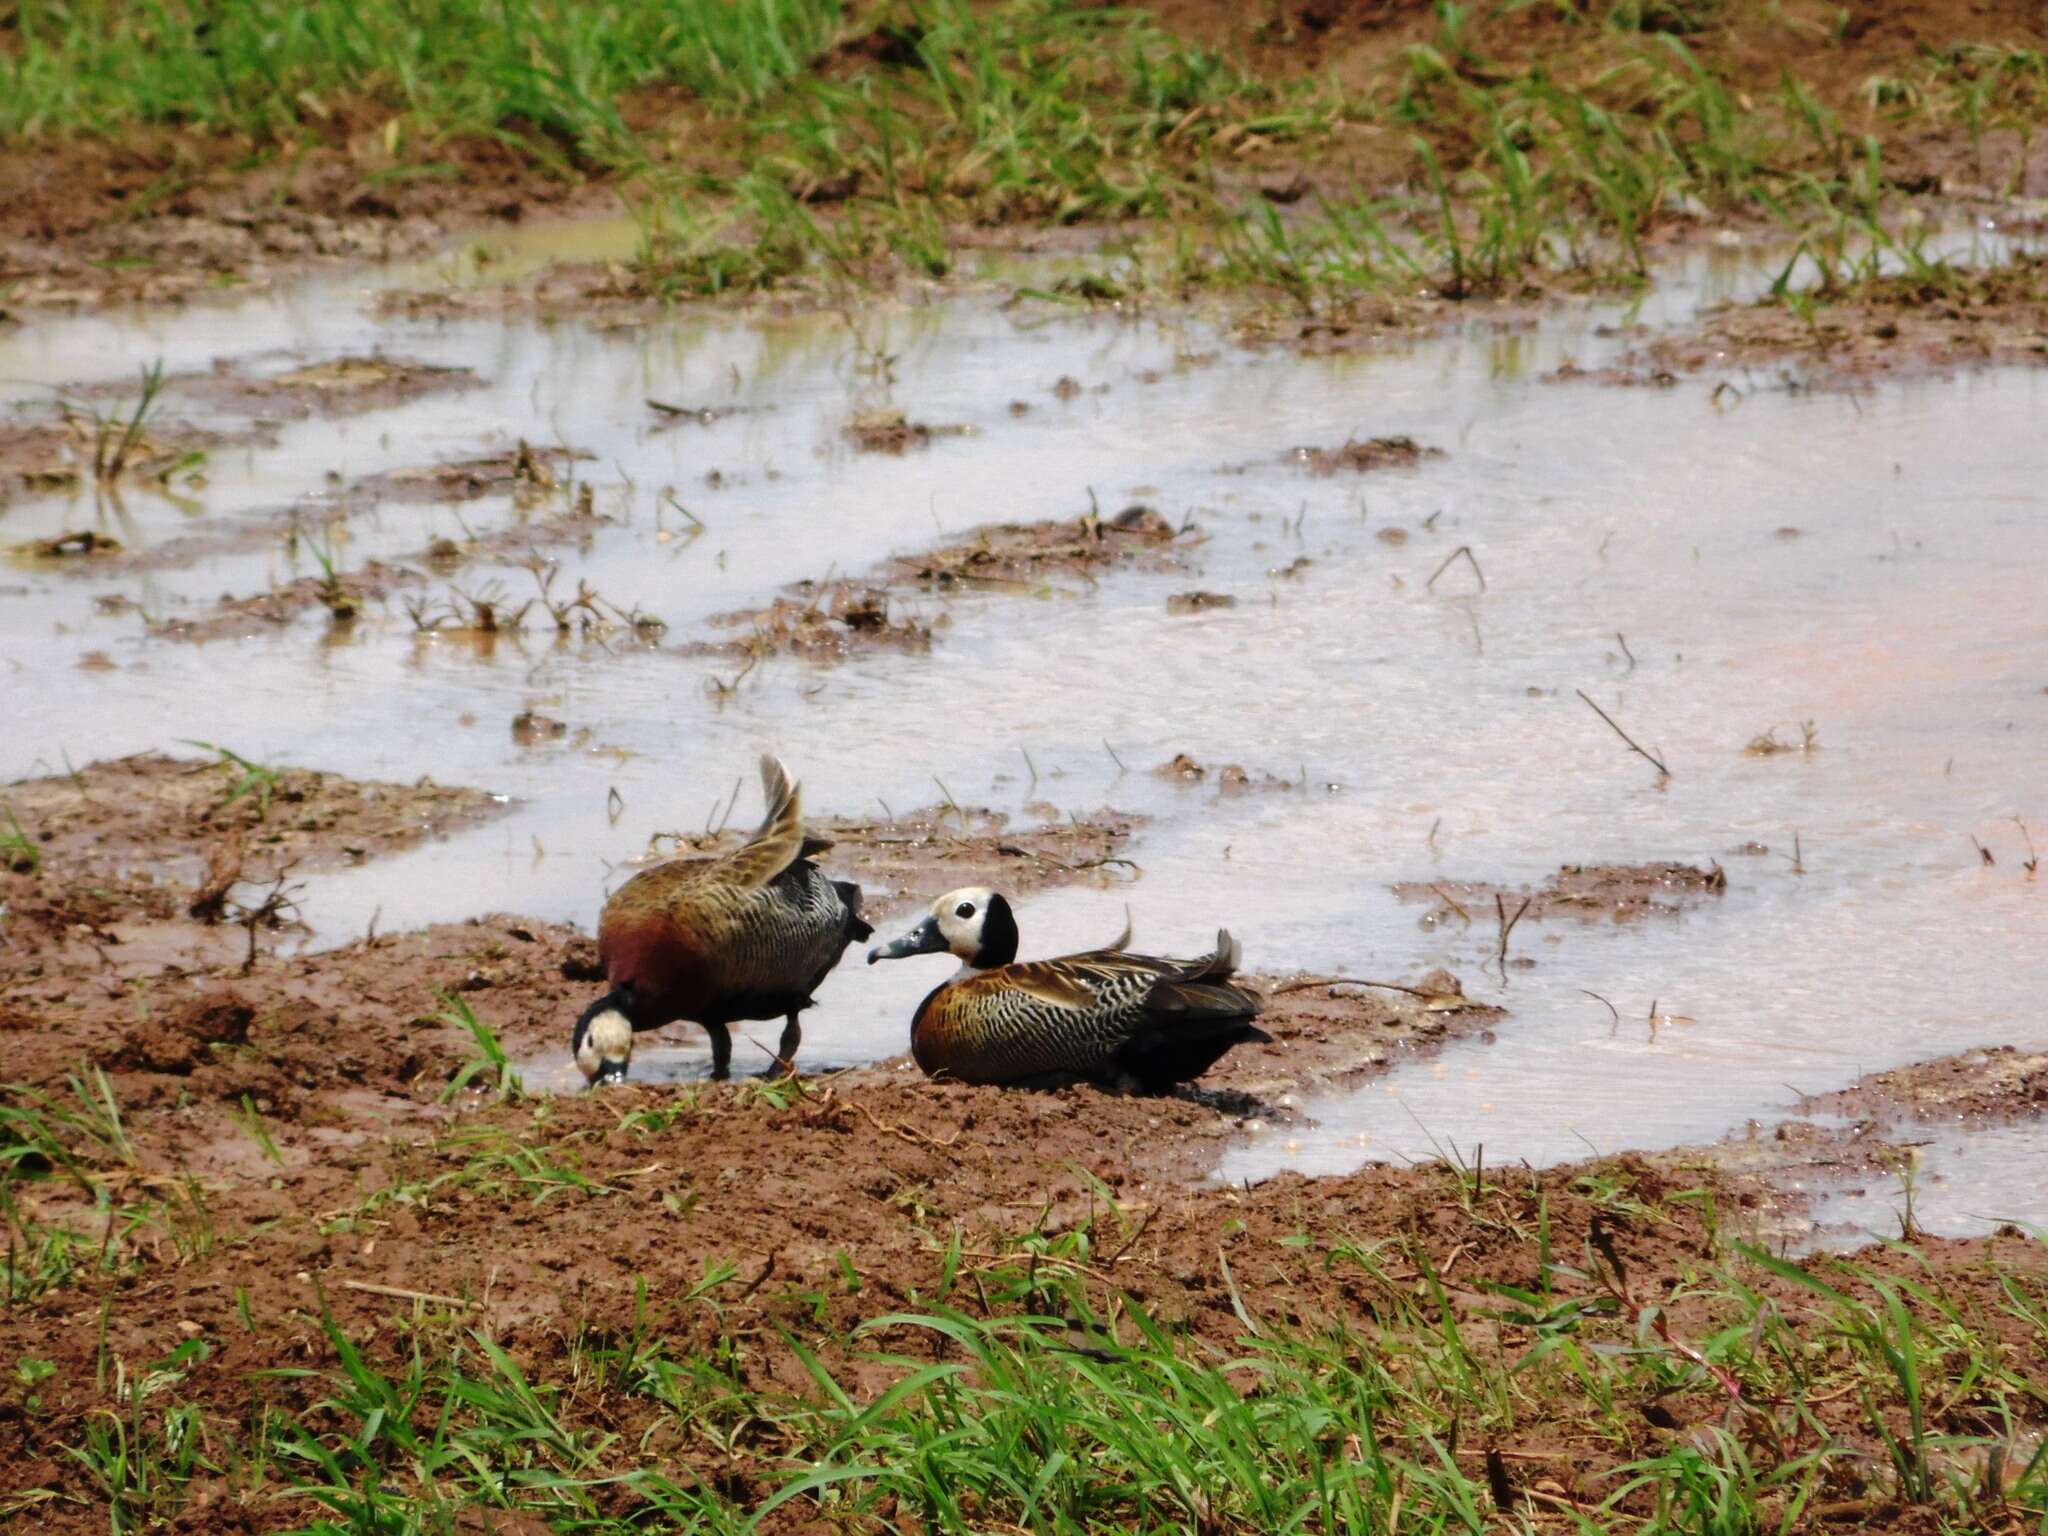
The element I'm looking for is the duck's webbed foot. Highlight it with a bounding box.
[763,1013,802,1078]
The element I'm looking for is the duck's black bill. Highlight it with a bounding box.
[868,914,945,964]
[591,1058,630,1087]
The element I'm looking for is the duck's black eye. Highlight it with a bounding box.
[955,901,976,919]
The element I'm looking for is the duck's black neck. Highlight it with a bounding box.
[972,894,1019,968]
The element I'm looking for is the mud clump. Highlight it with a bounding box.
[10,530,123,559]
[1153,753,1295,791]
[72,354,482,419]
[1397,861,1727,925]
[148,560,417,642]
[0,414,233,504]
[350,441,589,505]
[843,407,971,453]
[1292,435,1444,476]
[1167,589,1236,614]
[700,580,935,664]
[890,504,1184,587]
[510,711,568,746]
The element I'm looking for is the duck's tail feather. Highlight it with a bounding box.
[720,754,806,890]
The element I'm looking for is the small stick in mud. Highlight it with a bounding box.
[341,1279,481,1310]
[1971,835,1996,867]
[2012,815,2038,876]
[1574,689,1670,778]
[1581,989,1621,1035]
[1103,740,1126,774]
[1429,884,1469,924]
[1615,632,1636,671]
[1270,976,1452,1004]
[1424,544,1486,594]
[1494,893,1532,980]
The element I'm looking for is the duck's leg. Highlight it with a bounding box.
[767,1013,802,1078]
[706,1023,733,1081]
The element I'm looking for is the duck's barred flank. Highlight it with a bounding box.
[912,936,1269,1090]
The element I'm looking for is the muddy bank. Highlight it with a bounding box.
[0,125,613,311]
[3,751,504,880]
[1800,1045,2048,1127]
[1564,252,2048,387]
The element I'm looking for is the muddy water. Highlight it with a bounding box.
[2,226,2043,1230]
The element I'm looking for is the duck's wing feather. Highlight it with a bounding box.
[710,754,809,892]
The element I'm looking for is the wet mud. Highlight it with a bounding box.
[842,407,973,454]
[1292,434,1445,476]
[1152,751,1300,792]
[1570,252,2048,387]
[698,580,936,664]
[885,503,1188,588]
[1395,862,1728,927]
[1799,1046,2048,1127]
[0,413,237,507]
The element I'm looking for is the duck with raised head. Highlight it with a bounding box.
[571,755,870,1086]
[867,887,1269,1090]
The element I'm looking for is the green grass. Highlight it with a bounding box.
[21,1210,2046,1533]
[0,0,844,154]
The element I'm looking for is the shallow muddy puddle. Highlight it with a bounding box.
[3,224,2043,1229]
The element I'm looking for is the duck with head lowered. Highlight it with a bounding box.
[571,755,870,1086]
[867,887,1269,1090]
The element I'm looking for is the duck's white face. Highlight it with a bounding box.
[930,886,999,960]
[868,886,1018,969]
[573,1005,633,1086]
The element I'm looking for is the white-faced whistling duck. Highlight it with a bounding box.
[572,755,869,1086]
[867,886,1269,1090]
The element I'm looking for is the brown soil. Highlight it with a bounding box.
[1799,1046,2048,1126]
[0,122,615,310]
[1149,0,2048,203]
[1396,861,1729,926]
[1166,588,1238,613]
